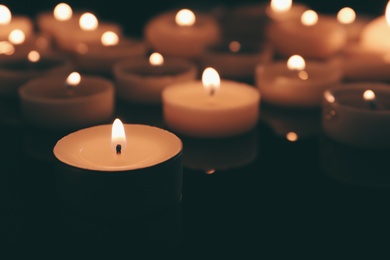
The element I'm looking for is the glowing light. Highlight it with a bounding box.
[111,118,126,153]
[363,89,375,101]
[0,41,14,55]
[175,9,196,26]
[79,12,98,31]
[286,132,298,142]
[149,52,164,66]
[0,5,11,25]
[270,0,292,12]
[324,91,335,103]
[101,31,119,46]
[8,29,25,45]
[205,169,216,174]
[53,3,72,21]
[202,67,220,96]
[66,72,81,87]
[287,55,305,70]
[386,1,390,26]
[28,50,40,63]
[301,10,318,26]
[229,41,241,52]
[337,7,356,24]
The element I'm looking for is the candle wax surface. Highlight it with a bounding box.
[54,124,182,171]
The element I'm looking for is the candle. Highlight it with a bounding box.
[199,40,273,82]
[7,29,54,58]
[255,55,342,107]
[322,82,390,149]
[0,5,33,42]
[162,67,260,138]
[113,52,198,104]
[266,9,347,59]
[67,31,147,77]
[0,51,73,98]
[265,0,308,22]
[53,119,183,218]
[336,7,372,42]
[144,8,221,59]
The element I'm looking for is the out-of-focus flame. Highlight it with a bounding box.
[175,9,196,26]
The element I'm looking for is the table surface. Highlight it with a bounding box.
[1,80,389,258]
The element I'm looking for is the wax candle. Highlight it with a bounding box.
[18,72,115,130]
[53,119,183,218]
[336,7,372,42]
[265,0,308,22]
[255,55,342,107]
[0,51,73,98]
[113,52,198,104]
[199,40,273,82]
[322,82,390,149]
[67,31,147,77]
[162,67,260,138]
[0,5,34,42]
[266,9,347,59]
[144,9,221,59]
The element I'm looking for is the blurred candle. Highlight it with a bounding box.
[0,5,33,42]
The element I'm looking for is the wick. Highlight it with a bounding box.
[65,83,75,96]
[209,88,215,97]
[116,144,122,154]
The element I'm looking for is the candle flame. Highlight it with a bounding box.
[0,5,11,25]
[286,132,298,142]
[270,0,292,12]
[386,1,390,26]
[324,91,335,103]
[0,41,14,55]
[8,29,25,45]
[28,50,40,63]
[287,55,305,70]
[79,12,98,31]
[363,89,375,101]
[54,3,72,21]
[202,67,220,96]
[175,9,196,26]
[337,7,356,24]
[229,41,241,53]
[111,118,126,153]
[66,72,81,87]
[101,31,119,46]
[149,52,164,66]
[301,10,318,26]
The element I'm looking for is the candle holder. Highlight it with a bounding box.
[322,82,390,150]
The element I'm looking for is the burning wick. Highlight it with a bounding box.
[363,89,377,110]
[65,72,81,95]
[116,144,122,154]
[202,67,220,97]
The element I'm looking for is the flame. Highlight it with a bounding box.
[0,41,14,55]
[363,89,375,101]
[286,132,298,142]
[149,52,164,66]
[111,118,126,153]
[28,50,40,63]
[175,9,196,26]
[287,55,305,70]
[337,7,356,24]
[324,91,335,103]
[270,0,292,12]
[8,29,25,45]
[54,3,72,21]
[202,67,220,96]
[101,31,119,46]
[79,12,98,31]
[229,41,241,52]
[66,72,81,86]
[301,10,318,26]
[386,1,390,26]
[0,5,11,25]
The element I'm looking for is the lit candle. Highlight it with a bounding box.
[53,119,183,218]
[18,72,115,130]
[265,0,308,22]
[0,51,73,98]
[336,7,371,42]
[144,8,221,59]
[266,9,347,59]
[322,82,390,149]
[113,52,198,104]
[0,5,33,42]
[255,55,342,107]
[199,40,273,82]
[162,67,260,138]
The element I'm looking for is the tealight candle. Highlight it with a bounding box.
[266,9,347,59]
[0,5,34,42]
[113,52,198,104]
[336,7,372,42]
[53,119,183,218]
[322,82,390,149]
[0,51,73,98]
[162,67,260,138]
[255,55,342,107]
[144,8,221,59]
[18,72,115,130]
[199,40,273,82]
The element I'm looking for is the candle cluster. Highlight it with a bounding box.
[1,1,390,218]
